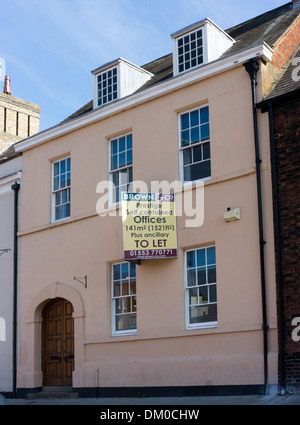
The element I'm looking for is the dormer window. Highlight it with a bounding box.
[177,29,204,73]
[96,67,118,107]
[92,59,153,109]
[172,18,234,76]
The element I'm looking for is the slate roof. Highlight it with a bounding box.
[264,44,300,101]
[0,144,20,164]
[62,2,300,124]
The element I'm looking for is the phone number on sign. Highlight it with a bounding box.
[127,249,177,258]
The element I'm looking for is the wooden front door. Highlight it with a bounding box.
[42,298,74,386]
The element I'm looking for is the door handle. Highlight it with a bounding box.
[50,356,62,361]
[64,354,74,361]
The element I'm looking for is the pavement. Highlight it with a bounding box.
[2,394,300,405]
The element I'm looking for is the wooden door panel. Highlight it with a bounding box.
[43,299,74,386]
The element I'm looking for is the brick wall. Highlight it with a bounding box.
[273,99,300,392]
[272,15,300,70]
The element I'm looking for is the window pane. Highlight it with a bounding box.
[130,262,136,279]
[112,139,118,154]
[60,174,66,189]
[122,281,129,296]
[191,127,200,144]
[184,165,192,182]
[200,106,209,123]
[202,143,210,160]
[207,247,216,264]
[181,130,190,147]
[187,251,195,268]
[208,266,216,284]
[60,159,66,174]
[181,113,189,130]
[187,269,196,287]
[127,134,132,150]
[54,176,59,191]
[197,249,205,267]
[190,160,211,180]
[130,281,136,295]
[54,162,59,176]
[190,304,217,324]
[201,123,210,141]
[189,288,198,305]
[209,285,217,303]
[113,264,120,280]
[121,263,129,279]
[199,286,208,303]
[197,267,206,285]
[128,167,133,185]
[55,206,61,221]
[119,152,126,168]
[115,298,122,314]
[193,145,202,162]
[62,189,68,204]
[111,154,118,171]
[66,203,70,218]
[127,149,132,165]
[119,137,126,152]
[183,148,192,165]
[114,187,120,204]
[123,297,131,313]
[114,281,121,297]
[190,110,199,127]
[119,169,129,186]
[55,192,61,206]
[116,313,136,331]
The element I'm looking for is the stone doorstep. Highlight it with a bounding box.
[27,386,78,400]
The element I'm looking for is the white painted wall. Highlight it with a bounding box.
[0,156,21,393]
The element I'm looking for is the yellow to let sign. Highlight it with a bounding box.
[122,193,178,260]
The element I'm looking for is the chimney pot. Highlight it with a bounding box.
[3,75,11,95]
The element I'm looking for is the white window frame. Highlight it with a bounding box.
[111,261,137,336]
[51,156,71,223]
[108,132,133,206]
[178,104,211,186]
[94,66,119,108]
[173,24,208,76]
[185,245,217,330]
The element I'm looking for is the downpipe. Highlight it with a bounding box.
[11,182,20,399]
[244,59,269,395]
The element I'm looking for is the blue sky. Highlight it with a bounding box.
[1,0,287,132]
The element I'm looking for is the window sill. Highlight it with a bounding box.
[112,330,137,337]
[186,322,218,331]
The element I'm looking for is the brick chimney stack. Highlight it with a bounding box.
[3,76,11,95]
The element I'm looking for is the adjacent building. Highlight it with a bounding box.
[0,78,40,396]
[11,2,300,397]
[258,41,300,393]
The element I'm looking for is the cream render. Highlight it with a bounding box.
[15,66,277,392]
[14,6,300,396]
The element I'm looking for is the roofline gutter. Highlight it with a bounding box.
[14,42,273,154]
[244,59,269,395]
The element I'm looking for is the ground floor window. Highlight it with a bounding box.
[185,245,217,329]
[112,262,137,335]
